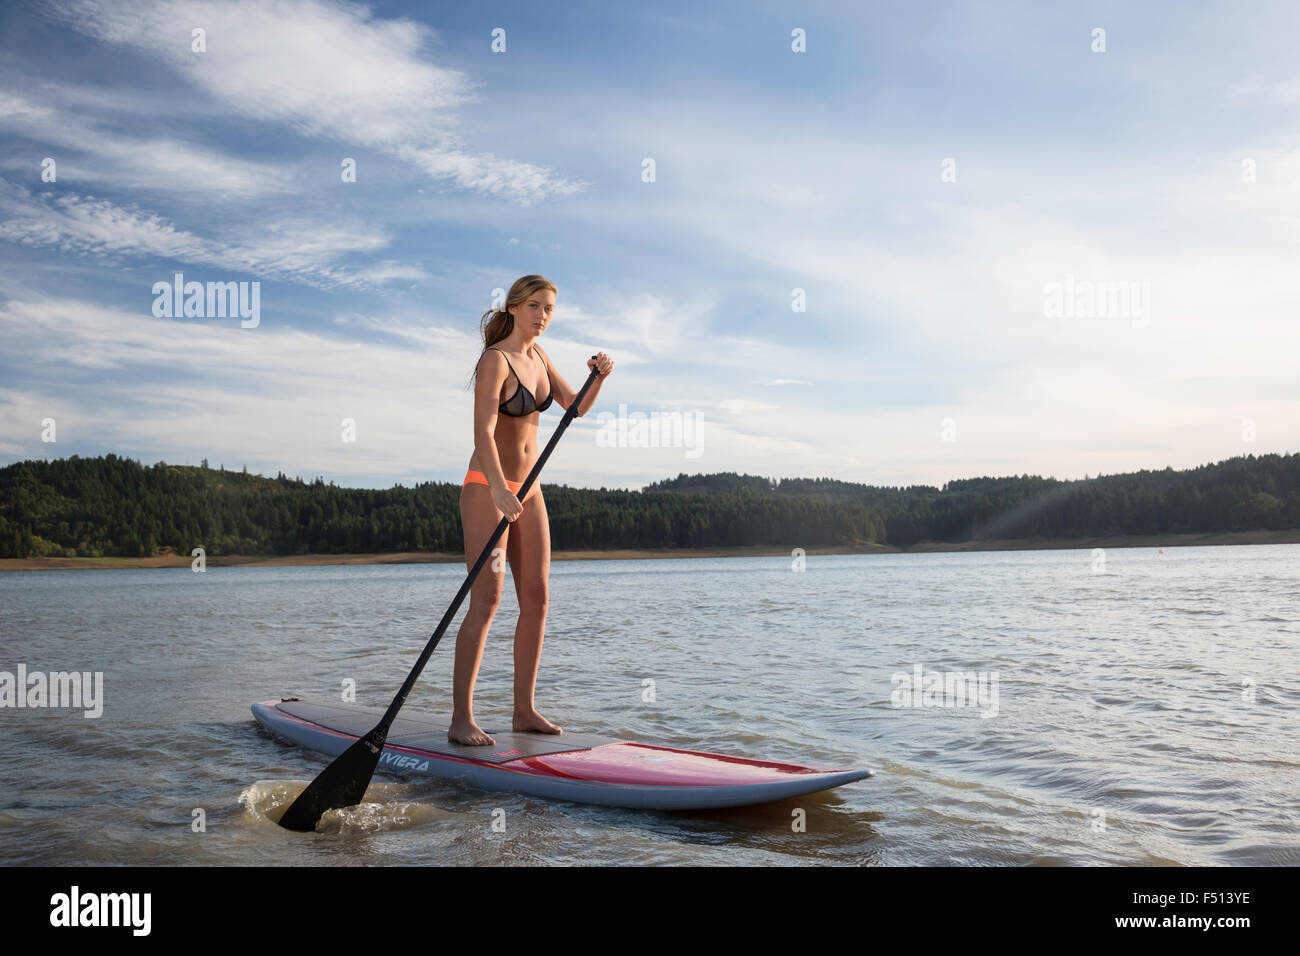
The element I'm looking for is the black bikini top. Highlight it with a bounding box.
[486,345,553,416]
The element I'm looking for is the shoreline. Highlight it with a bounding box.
[2,528,1298,571]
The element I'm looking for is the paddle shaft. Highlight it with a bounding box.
[375,358,603,734]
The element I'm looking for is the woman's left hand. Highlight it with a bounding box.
[588,352,614,378]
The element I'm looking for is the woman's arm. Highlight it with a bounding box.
[535,345,613,416]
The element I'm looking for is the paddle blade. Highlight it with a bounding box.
[276,725,388,832]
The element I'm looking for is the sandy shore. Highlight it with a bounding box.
[3,529,1299,571]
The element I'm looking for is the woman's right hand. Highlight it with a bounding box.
[492,485,524,522]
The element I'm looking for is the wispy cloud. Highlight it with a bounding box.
[43,0,585,203]
[0,90,289,198]
[0,177,400,288]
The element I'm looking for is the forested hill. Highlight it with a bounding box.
[0,452,1297,559]
[648,455,1300,543]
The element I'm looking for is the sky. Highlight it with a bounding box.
[0,0,1296,492]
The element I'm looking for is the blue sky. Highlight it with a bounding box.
[1,0,1296,491]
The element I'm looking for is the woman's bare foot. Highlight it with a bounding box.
[448,717,495,746]
[513,708,562,734]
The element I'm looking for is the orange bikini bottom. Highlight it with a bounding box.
[462,469,539,503]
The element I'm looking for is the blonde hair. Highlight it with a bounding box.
[468,274,558,387]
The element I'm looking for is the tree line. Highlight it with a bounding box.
[0,451,1296,558]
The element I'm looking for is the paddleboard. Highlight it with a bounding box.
[252,698,873,811]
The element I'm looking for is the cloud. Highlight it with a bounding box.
[349,262,430,285]
[1225,78,1300,105]
[0,178,212,260]
[0,177,403,288]
[0,90,288,198]
[0,294,475,479]
[717,398,777,415]
[1,287,1295,490]
[397,145,588,205]
[44,0,585,203]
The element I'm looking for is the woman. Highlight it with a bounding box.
[451,275,614,746]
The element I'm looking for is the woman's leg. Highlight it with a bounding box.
[449,482,508,745]
[506,489,561,734]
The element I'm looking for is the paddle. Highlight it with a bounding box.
[277,357,604,831]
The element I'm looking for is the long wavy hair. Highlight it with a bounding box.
[467,274,558,390]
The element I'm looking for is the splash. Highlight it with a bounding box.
[238,780,444,833]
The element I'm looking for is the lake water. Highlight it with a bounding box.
[1,545,1297,866]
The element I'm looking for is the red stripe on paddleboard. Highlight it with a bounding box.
[517,743,844,788]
